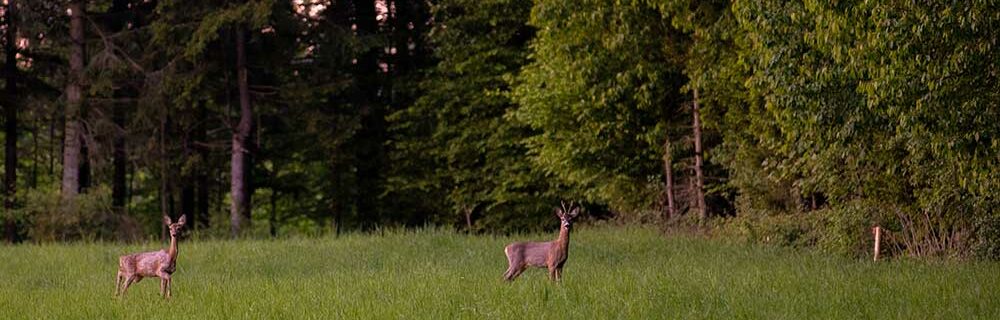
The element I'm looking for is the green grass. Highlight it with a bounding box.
[1,226,998,319]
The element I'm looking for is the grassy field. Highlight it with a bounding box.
[1,226,999,319]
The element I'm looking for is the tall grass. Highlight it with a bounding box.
[1,226,998,319]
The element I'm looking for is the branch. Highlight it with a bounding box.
[85,16,145,73]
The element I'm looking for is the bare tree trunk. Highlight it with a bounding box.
[79,116,90,192]
[62,0,85,201]
[49,114,54,178]
[662,137,676,220]
[160,112,169,241]
[112,102,127,211]
[269,191,277,238]
[331,162,342,236]
[353,0,383,230]
[181,181,194,221]
[195,102,209,230]
[230,25,253,237]
[4,0,19,242]
[464,207,473,232]
[180,133,194,220]
[30,113,36,189]
[692,89,707,221]
[107,0,132,216]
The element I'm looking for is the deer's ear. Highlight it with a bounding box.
[554,208,564,219]
[569,207,580,218]
[178,214,187,226]
[163,215,172,225]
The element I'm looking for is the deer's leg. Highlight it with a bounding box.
[158,278,168,298]
[121,275,138,296]
[548,266,557,281]
[554,268,562,282]
[503,259,519,281]
[157,272,172,299]
[503,248,520,281]
[503,265,519,281]
[508,265,526,281]
[115,271,122,296]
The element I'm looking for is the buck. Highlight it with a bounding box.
[115,215,186,298]
[503,202,580,282]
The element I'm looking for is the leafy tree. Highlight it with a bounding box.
[511,0,688,217]
[388,0,557,231]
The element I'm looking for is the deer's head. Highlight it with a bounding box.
[164,215,187,237]
[556,202,580,229]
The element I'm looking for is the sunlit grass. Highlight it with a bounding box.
[1,226,998,319]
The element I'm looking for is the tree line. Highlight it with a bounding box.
[1,0,998,258]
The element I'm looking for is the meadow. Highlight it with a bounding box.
[1,226,998,319]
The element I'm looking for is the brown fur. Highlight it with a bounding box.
[115,215,186,298]
[503,203,579,282]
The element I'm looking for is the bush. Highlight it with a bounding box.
[718,199,892,258]
[17,185,135,242]
[973,212,1000,260]
[717,209,819,248]
[813,199,890,258]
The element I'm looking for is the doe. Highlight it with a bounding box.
[115,215,186,298]
[503,202,580,282]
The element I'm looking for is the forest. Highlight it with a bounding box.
[0,0,998,260]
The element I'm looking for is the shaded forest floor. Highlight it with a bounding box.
[1,226,998,319]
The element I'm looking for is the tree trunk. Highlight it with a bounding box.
[662,137,676,220]
[49,114,55,178]
[230,25,253,237]
[4,0,19,242]
[160,112,170,241]
[62,0,85,201]
[464,207,473,233]
[352,0,382,229]
[180,133,194,220]
[195,102,210,230]
[181,180,194,223]
[269,191,277,238]
[692,88,707,221]
[109,0,129,213]
[195,172,209,230]
[79,118,90,192]
[331,162,343,236]
[30,114,36,189]
[112,102,127,211]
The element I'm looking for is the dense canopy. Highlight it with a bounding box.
[1,0,997,259]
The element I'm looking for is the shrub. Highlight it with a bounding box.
[973,212,1000,260]
[813,199,890,258]
[17,185,132,242]
[717,209,819,248]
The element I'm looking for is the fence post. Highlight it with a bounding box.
[872,225,881,262]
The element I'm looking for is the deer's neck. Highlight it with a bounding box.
[555,225,571,252]
[167,235,178,261]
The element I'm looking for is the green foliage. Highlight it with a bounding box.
[387,0,555,231]
[974,212,1000,260]
[8,0,1000,260]
[719,212,819,248]
[813,199,890,257]
[721,0,1000,257]
[510,0,687,215]
[151,0,275,60]
[17,185,122,242]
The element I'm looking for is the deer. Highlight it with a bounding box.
[503,202,580,282]
[115,214,186,299]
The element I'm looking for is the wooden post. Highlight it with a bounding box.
[872,226,881,262]
[464,207,473,233]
